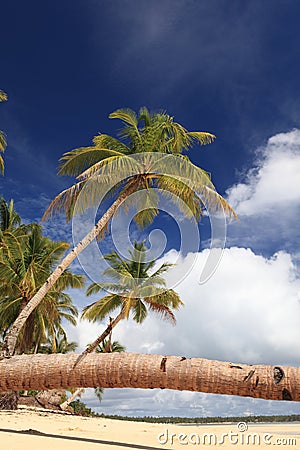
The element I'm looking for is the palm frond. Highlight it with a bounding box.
[58,146,125,177]
[55,271,85,290]
[0,131,7,154]
[157,175,203,220]
[86,281,124,296]
[149,262,174,277]
[81,294,123,322]
[92,134,130,153]
[94,386,104,402]
[109,108,138,127]
[0,91,7,102]
[42,180,85,221]
[145,300,176,325]
[187,131,216,146]
[132,300,147,323]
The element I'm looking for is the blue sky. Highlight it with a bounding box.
[1,1,300,418]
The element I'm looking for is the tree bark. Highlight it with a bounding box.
[2,181,139,357]
[0,390,18,410]
[0,352,299,402]
[74,311,125,367]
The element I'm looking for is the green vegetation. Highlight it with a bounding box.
[79,241,183,357]
[0,197,84,353]
[64,401,300,424]
[3,106,235,358]
[70,399,99,417]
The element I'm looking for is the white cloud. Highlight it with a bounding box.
[67,246,300,417]
[112,247,300,366]
[62,129,300,417]
[227,129,300,216]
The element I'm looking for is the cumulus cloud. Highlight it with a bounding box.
[108,247,300,366]
[68,246,300,417]
[65,129,300,416]
[227,129,300,216]
[225,129,300,257]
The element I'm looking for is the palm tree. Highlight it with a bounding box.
[93,340,126,403]
[0,90,8,175]
[0,224,84,353]
[0,197,21,233]
[20,331,78,397]
[76,241,183,366]
[96,338,126,354]
[60,339,126,410]
[1,352,299,403]
[38,330,78,354]
[3,107,237,356]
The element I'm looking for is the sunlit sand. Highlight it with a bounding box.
[0,407,299,449]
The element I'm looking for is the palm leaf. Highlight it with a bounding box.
[42,180,85,221]
[58,146,127,177]
[0,91,7,102]
[81,294,123,322]
[132,299,147,323]
[187,131,216,146]
[109,108,138,127]
[145,300,176,325]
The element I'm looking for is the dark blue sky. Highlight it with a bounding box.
[1,0,300,214]
[1,1,300,418]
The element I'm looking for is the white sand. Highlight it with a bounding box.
[0,408,299,449]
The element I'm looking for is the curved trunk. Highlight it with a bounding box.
[74,311,125,367]
[2,181,138,357]
[0,352,299,402]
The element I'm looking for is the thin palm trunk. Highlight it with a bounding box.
[74,311,125,367]
[2,181,138,357]
[0,352,299,402]
[60,387,84,411]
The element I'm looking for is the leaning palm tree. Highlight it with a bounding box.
[1,352,300,403]
[0,90,8,174]
[3,107,237,356]
[60,338,126,410]
[93,340,125,403]
[76,241,183,366]
[0,224,84,353]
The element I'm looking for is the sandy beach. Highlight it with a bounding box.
[0,408,299,450]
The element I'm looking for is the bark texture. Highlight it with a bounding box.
[0,391,19,410]
[0,353,299,402]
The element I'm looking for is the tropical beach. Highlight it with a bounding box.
[1,0,300,445]
[0,408,299,450]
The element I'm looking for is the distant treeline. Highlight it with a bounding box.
[97,413,300,424]
[70,401,300,423]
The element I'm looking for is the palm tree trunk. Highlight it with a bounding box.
[2,181,139,357]
[60,388,84,411]
[74,311,125,367]
[0,352,299,402]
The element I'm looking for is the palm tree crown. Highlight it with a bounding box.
[82,241,183,326]
[44,107,236,224]
[0,222,84,353]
